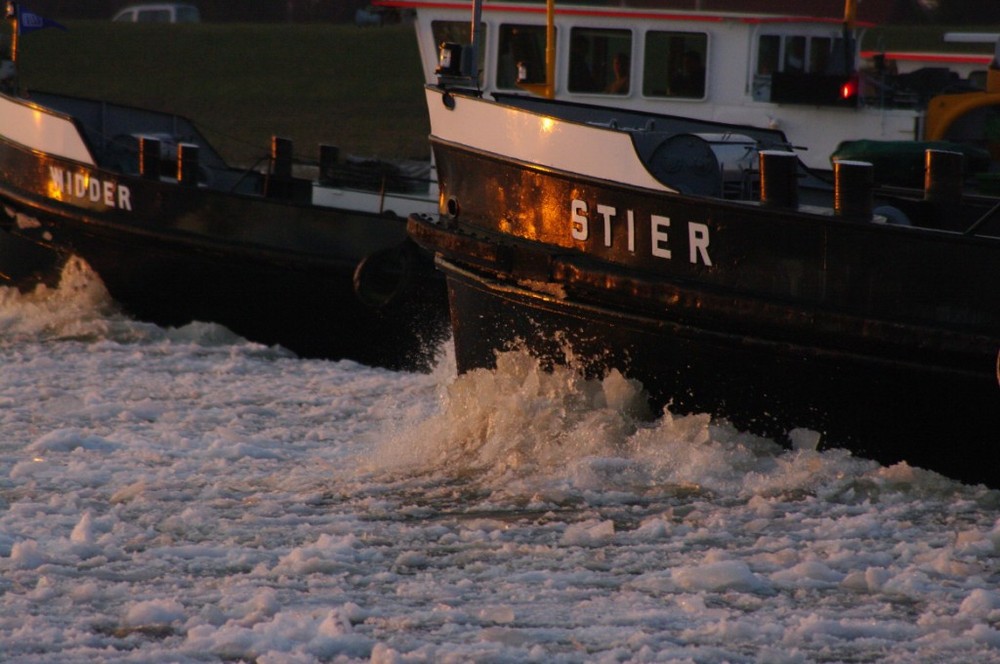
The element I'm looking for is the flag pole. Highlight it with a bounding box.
[1,1,18,93]
[516,0,555,98]
[5,1,17,66]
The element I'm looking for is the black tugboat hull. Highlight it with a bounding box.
[437,257,999,485]
[0,92,448,371]
[408,88,1000,485]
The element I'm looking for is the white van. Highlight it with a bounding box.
[112,3,201,23]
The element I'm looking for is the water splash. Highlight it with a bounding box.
[0,256,121,343]
[366,349,970,502]
[0,256,262,351]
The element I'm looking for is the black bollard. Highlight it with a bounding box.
[177,143,199,186]
[270,136,293,180]
[138,136,161,179]
[318,144,339,185]
[833,159,874,220]
[759,150,799,208]
[924,149,964,203]
[266,136,294,198]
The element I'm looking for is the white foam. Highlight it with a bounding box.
[0,290,996,662]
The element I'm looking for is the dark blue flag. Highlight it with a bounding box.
[16,5,68,35]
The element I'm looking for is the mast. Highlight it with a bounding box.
[542,0,555,98]
[843,0,856,29]
[470,0,482,84]
[1,1,17,92]
[517,0,555,98]
[5,1,17,66]
[842,0,856,75]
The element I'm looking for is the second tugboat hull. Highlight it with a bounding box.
[0,89,449,371]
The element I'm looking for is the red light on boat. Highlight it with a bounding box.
[841,76,859,100]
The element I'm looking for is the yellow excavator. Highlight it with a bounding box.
[924,39,1000,146]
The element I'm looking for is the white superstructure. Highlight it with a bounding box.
[385,0,988,171]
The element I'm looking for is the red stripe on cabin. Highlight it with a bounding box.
[375,1,873,26]
[860,50,991,65]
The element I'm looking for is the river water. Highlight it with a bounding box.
[1,258,999,663]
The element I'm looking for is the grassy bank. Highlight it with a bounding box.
[862,24,999,53]
[9,20,990,168]
[14,21,430,166]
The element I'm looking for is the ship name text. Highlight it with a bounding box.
[570,199,712,266]
[49,166,133,211]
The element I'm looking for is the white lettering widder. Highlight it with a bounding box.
[49,166,133,211]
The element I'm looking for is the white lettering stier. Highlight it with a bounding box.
[689,222,712,265]
[567,198,712,266]
[626,210,635,253]
[596,204,615,248]
[571,199,589,241]
[651,215,671,259]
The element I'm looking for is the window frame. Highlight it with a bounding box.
[641,29,709,100]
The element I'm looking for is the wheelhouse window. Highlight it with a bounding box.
[784,36,806,72]
[756,34,851,79]
[757,35,780,76]
[753,32,858,106]
[643,31,708,99]
[568,27,632,94]
[496,24,554,90]
[810,37,832,73]
[431,20,487,81]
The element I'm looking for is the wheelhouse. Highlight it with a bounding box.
[383,1,995,170]
[407,4,867,104]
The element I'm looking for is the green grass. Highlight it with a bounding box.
[861,24,1000,53]
[14,21,430,166]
